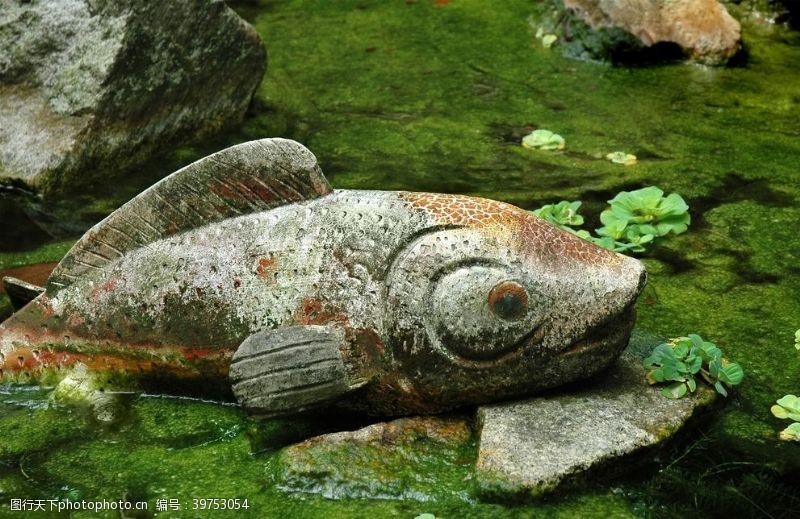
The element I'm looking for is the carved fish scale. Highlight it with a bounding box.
[0,139,646,416]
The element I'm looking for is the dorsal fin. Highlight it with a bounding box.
[47,138,332,293]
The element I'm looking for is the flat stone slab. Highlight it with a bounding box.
[274,415,474,501]
[475,334,717,499]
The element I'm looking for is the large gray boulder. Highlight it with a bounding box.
[0,0,265,193]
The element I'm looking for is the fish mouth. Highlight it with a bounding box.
[557,305,636,359]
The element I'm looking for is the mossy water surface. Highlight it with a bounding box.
[2,0,800,516]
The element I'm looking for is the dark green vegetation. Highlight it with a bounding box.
[643,334,744,398]
[2,0,800,517]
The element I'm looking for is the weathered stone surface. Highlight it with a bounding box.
[563,0,741,64]
[273,415,475,500]
[0,0,265,192]
[1,138,648,415]
[475,334,717,499]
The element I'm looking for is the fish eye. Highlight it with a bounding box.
[488,281,528,320]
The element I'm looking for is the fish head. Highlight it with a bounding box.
[379,193,646,411]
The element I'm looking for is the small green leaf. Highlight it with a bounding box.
[685,355,702,374]
[541,34,557,48]
[661,382,688,399]
[605,151,637,165]
[522,129,565,151]
[779,423,800,442]
[795,329,800,350]
[771,395,800,421]
[532,201,584,228]
[714,381,728,397]
[672,340,690,359]
[415,514,436,519]
[718,362,744,385]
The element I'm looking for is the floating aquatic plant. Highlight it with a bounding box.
[521,129,565,151]
[779,423,800,442]
[529,186,690,254]
[532,201,583,228]
[771,395,800,442]
[541,34,557,48]
[643,334,743,399]
[534,26,558,48]
[600,186,690,239]
[606,151,637,165]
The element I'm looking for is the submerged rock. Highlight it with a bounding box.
[273,416,475,501]
[475,336,717,499]
[556,0,741,64]
[0,0,265,193]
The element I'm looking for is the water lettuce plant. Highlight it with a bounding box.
[530,186,690,254]
[643,334,743,399]
[532,200,584,228]
[534,27,558,49]
[771,395,800,441]
[606,151,637,165]
[770,331,800,441]
[597,187,690,249]
[521,129,565,150]
[541,34,558,48]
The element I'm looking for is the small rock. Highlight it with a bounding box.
[475,334,717,499]
[563,0,741,64]
[0,0,265,193]
[274,416,475,501]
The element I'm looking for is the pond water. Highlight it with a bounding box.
[2,1,799,517]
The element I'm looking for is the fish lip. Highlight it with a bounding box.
[557,305,636,359]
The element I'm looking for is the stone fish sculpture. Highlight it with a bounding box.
[0,139,646,417]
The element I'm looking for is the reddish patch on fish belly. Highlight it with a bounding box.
[293,297,350,326]
[0,325,233,385]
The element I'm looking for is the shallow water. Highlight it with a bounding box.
[2,0,800,517]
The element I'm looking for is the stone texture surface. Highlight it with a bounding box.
[273,415,475,500]
[563,0,742,64]
[1,139,648,415]
[475,335,717,499]
[0,0,265,192]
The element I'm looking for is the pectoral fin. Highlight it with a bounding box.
[2,276,44,310]
[229,325,368,417]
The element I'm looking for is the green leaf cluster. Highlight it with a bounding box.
[606,151,637,165]
[521,129,565,151]
[532,201,584,228]
[771,395,800,442]
[598,186,690,245]
[529,186,690,254]
[643,334,743,399]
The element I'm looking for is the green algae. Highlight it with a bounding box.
[0,392,640,518]
[1,0,800,516]
[0,240,75,271]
